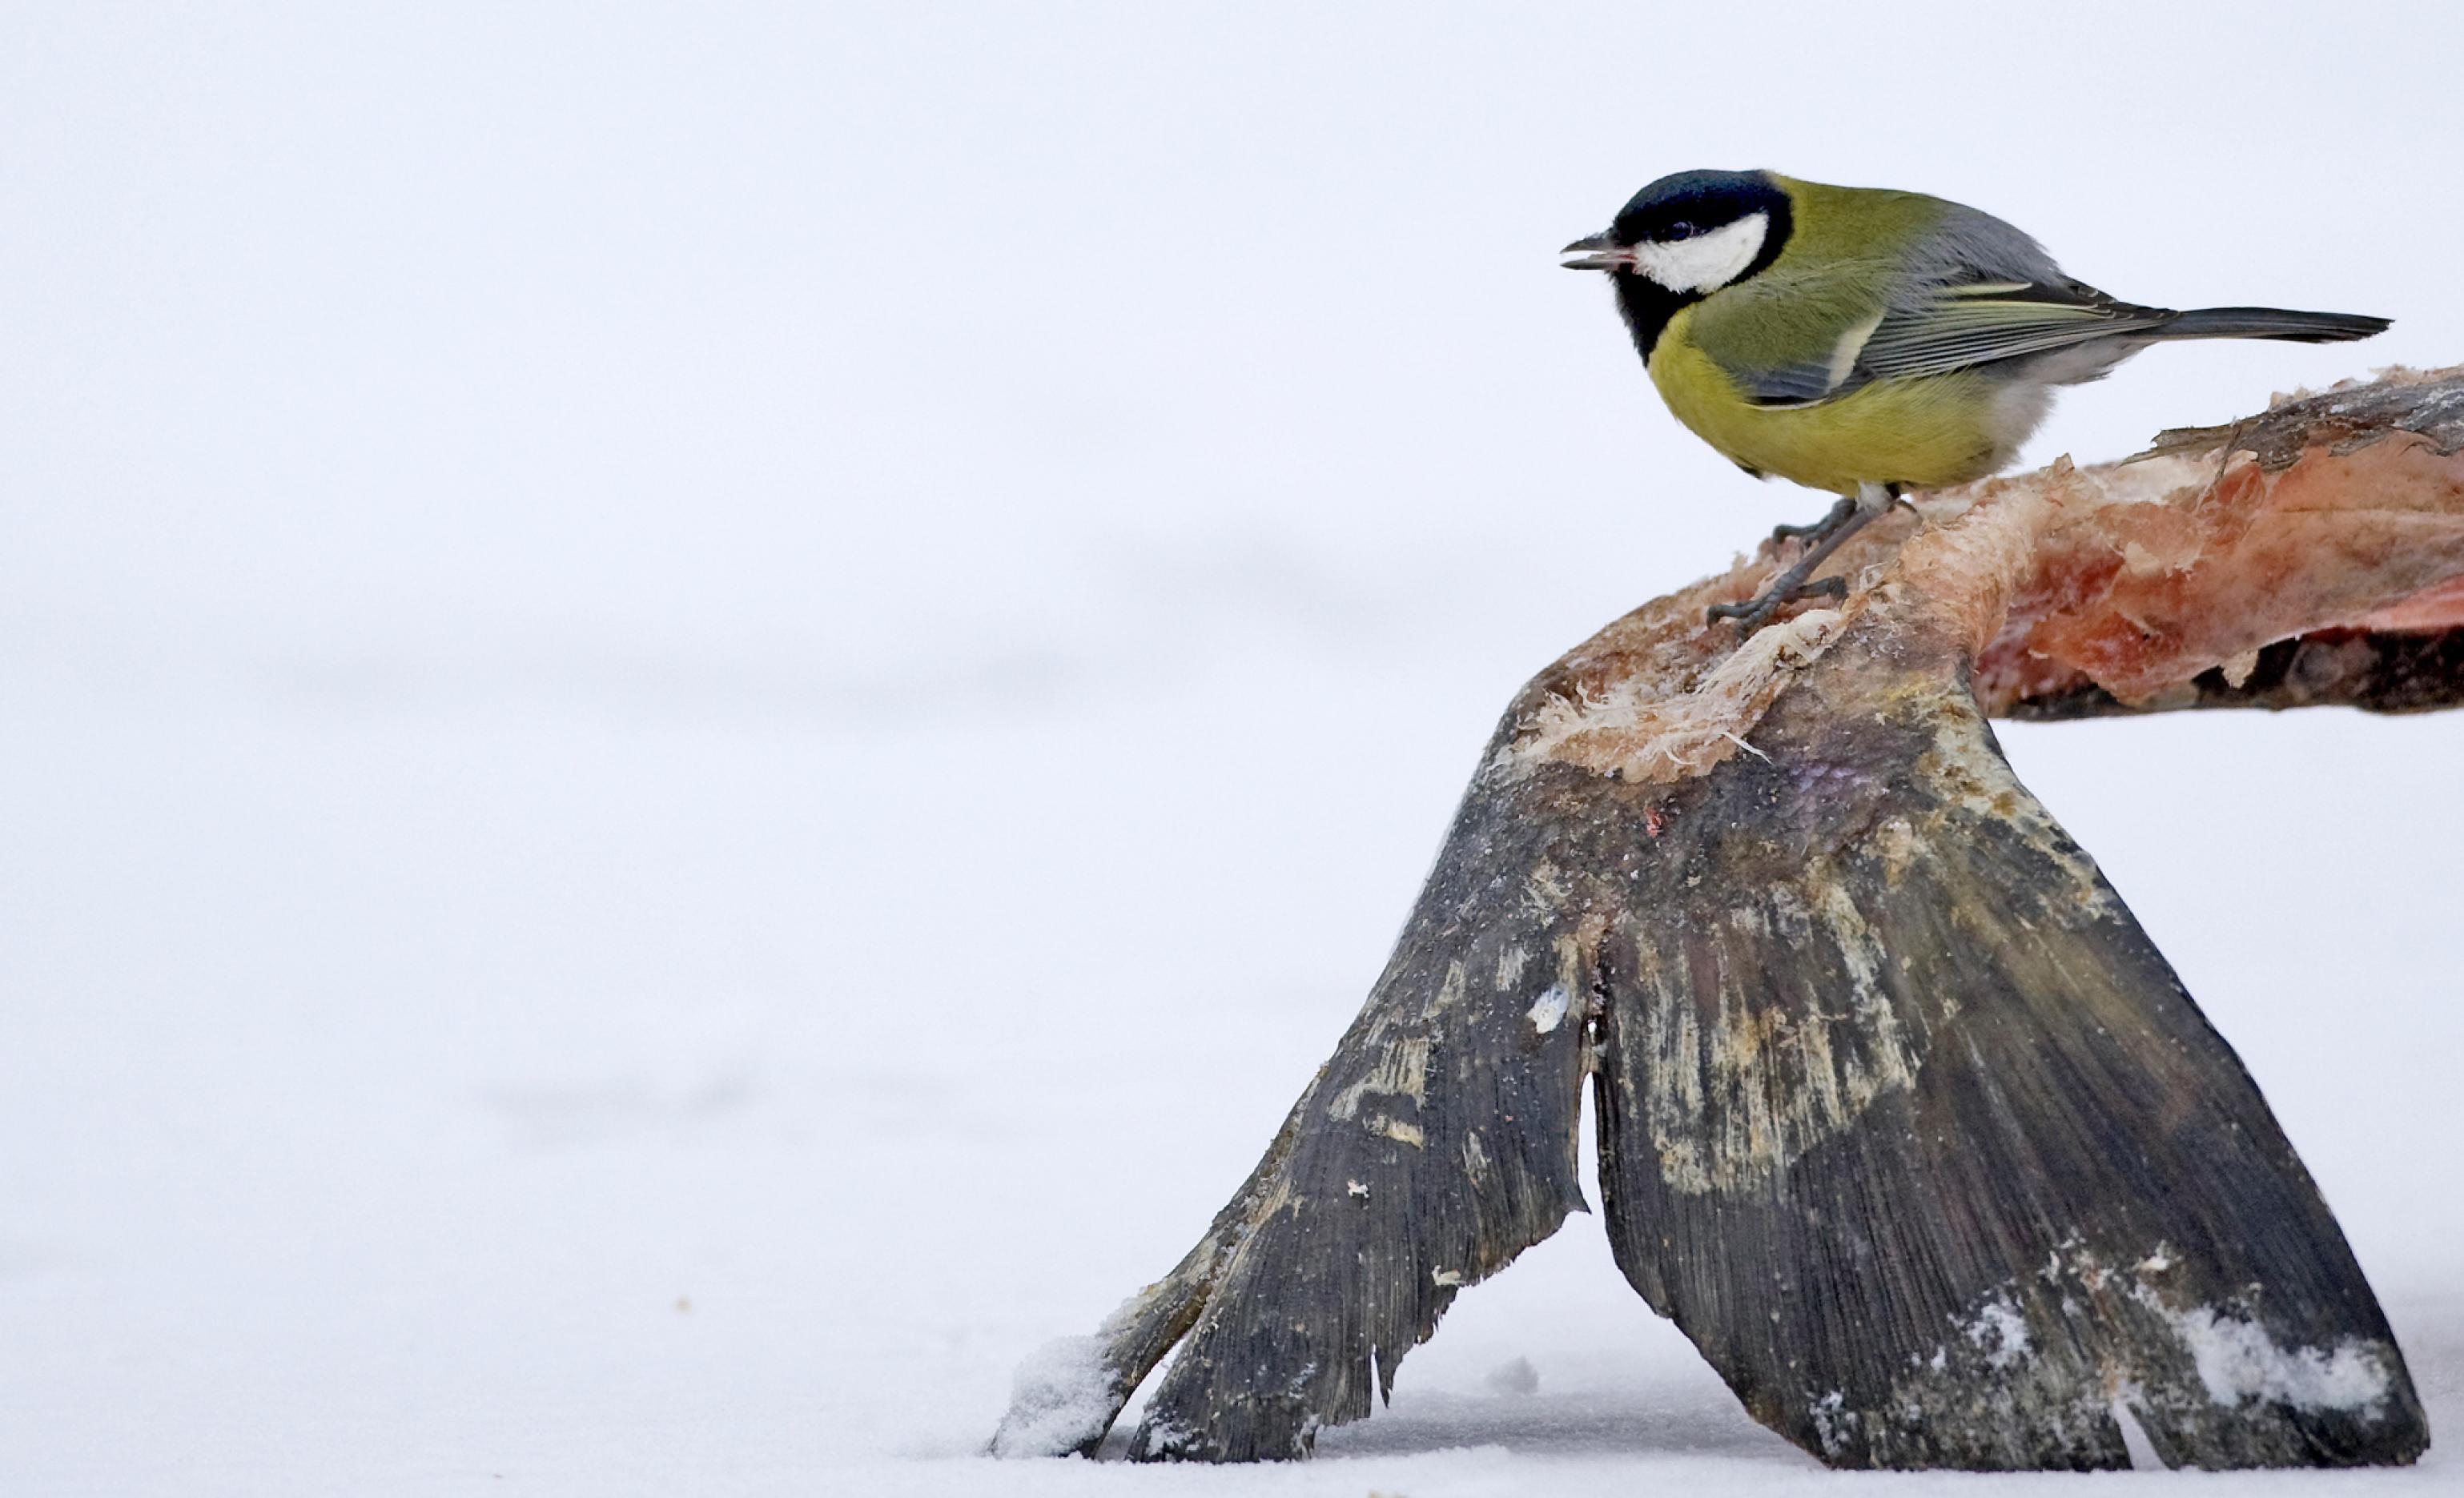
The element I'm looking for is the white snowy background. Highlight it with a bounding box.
[5,4,2461,1493]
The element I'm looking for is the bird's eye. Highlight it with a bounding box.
[1664,221,1698,241]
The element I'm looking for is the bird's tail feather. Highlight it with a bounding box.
[2161,306,2390,343]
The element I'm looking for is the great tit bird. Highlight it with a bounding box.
[1562,171,2389,629]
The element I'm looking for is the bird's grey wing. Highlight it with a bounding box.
[1734,202,2168,404]
[1854,203,2172,381]
[1727,355,1856,408]
[1904,199,2067,287]
[1851,279,2177,382]
[1694,260,1903,408]
[1730,279,2162,407]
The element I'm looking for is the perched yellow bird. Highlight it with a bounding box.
[1562,170,2389,627]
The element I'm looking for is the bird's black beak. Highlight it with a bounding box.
[1559,231,1632,271]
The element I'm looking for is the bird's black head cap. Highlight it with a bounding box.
[1608,169,1791,257]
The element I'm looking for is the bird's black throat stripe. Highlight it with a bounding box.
[1612,170,1794,363]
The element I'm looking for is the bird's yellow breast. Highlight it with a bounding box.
[1650,307,2008,495]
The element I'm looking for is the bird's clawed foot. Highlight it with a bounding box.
[1710,484,1897,636]
[1706,572,1847,633]
[1769,496,1859,548]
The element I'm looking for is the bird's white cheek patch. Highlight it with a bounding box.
[1634,211,1770,294]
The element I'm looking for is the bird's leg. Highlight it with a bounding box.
[1709,483,1897,634]
[1770,495,1859,548]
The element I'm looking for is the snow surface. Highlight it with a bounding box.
[1964,1297,2034,1372]
[988,1335,1114,1459]
[2169,1308,2393,1416]
[5,6,2463,1495]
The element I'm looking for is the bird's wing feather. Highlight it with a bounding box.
[1852,278,2176,382]
[1685,258,1904,407]
[1722,275,2177,407]
[1708,194,2173,406]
